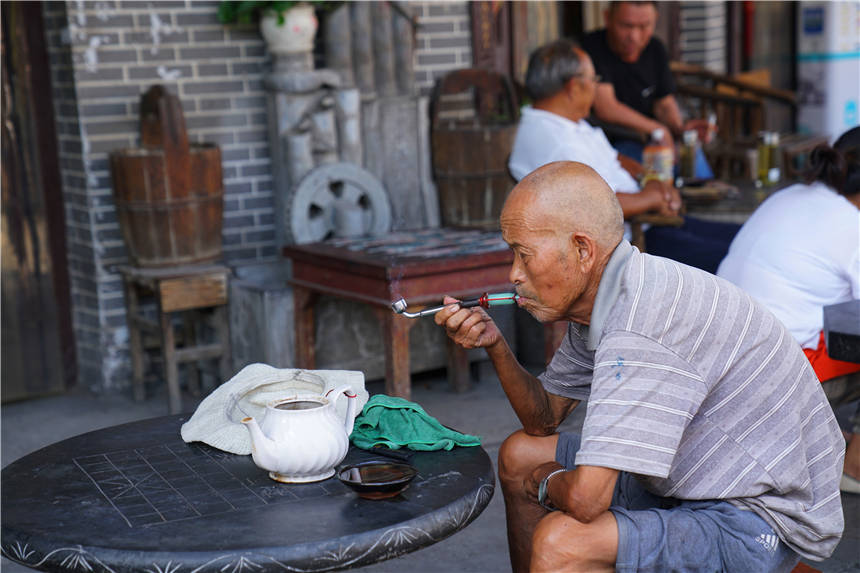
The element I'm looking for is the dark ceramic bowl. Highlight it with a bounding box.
[337,461,418,500]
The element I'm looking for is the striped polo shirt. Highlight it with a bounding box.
[539,240,845,560]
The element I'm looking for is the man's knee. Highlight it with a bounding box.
[531,511,617,572]
[531,512,585,570]
[498,430,554,485]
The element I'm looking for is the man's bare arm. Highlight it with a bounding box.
[527,463,620,523]
[435,298,579,435]
[592,83,668,141]
[617,154,644,179]
[653,94,684,136]
[485,335,579,435]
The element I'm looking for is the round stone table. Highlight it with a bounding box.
[1,414,495,572]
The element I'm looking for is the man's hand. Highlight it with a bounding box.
[650,122,675,148]
[434,295,503,349]
[642,180,681,216]
[682,118,714,144]
[525,460,566,503]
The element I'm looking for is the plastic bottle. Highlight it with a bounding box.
[680,129,698,180]
[642,128,674,182]
[706,112,717,144]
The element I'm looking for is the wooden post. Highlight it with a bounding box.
[392,3,414,96]
[373,308,415,400]
[159,308,181,414]
[125,279,146,402]
[183,312,200,397]
[325,3,354,87]
[371,1,396,97]
[351,3,375,95]
[215,304,232,385]
[293,286,319,369]
[446,337,471,393]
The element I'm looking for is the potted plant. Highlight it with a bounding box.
[217,1,336,56]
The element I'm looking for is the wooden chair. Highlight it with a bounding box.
[629,213,685,253]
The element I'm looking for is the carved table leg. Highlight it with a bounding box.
[374,308,415,400]
[446,336,471,393]
[293,286,319,368]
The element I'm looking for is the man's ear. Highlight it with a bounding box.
[571,232,595,268]
[563,77,578,99]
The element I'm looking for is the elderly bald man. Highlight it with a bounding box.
[435,161,844,572]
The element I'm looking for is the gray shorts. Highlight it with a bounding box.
[556,432,800,573]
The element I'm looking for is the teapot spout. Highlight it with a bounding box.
[242,416,279,471]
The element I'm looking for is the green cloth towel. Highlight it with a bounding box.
[350,395,481,451]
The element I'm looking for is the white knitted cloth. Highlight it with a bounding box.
[180,363,368,455]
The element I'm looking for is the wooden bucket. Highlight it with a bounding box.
[430,69,519,230]
[110,86,223,267]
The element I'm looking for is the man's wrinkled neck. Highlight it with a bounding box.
[564,250,614,327]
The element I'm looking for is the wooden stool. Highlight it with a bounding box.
[119,264,231,414]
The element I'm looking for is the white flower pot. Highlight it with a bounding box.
[259,3,318,56]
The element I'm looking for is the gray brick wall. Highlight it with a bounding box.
[679,2,727,74]
[43,0,474,393]
[45,0,275,391]
[413,2,473,95]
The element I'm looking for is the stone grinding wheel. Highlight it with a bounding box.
[289,162,393,244]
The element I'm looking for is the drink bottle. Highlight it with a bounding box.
[680,129,698,180]
[642,128,674,182]
[756,131,781,187]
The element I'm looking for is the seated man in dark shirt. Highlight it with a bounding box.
[583,0,713,178]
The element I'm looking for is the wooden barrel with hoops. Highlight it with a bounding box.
[430,69,519,230]
[110,85,223,267]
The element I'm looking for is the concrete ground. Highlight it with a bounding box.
[3,364,859,572]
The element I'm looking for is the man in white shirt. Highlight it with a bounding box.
[509,39,738,274]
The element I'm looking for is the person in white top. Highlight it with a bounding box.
[718,126,860,494]
[508,39,739,274]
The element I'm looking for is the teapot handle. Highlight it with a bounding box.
[326,385,357,435]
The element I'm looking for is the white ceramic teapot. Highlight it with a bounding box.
[242,385,357,483]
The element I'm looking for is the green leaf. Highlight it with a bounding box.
[217,0,342,25]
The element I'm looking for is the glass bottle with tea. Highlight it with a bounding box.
[680,129,698,180]
[756,131,781,187]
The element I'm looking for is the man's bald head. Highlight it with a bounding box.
[502,162,624,251]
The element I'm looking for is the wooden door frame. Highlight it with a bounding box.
[2,1,76,396]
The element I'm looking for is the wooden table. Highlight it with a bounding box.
[683,179,792,224]
[118,263,232,414]
[630,179,794,253]
[1,415,495,572]
[283,228,515,399]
